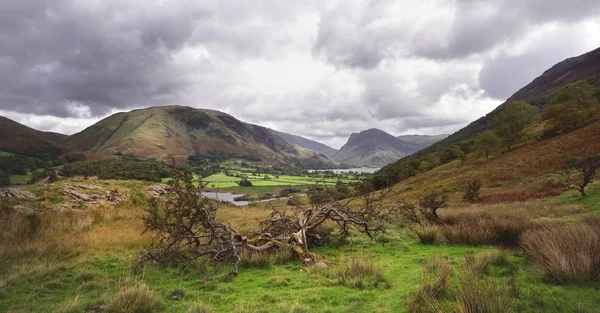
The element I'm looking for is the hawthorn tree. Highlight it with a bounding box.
[142,169,398,276]
[490,101,537,152]
[475,130,500,160]
[561,155,600,197]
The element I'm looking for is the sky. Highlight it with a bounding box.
[1,0,600,149]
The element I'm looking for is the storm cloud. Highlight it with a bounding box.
[1,0,600,147]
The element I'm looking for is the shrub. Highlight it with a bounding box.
[456,274,517,313]
[105,284,163,313]
[463,179,483,203]
[287,195,306,206]
[415,226,438,245]
[521,221,600,283]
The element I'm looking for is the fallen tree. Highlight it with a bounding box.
[142,169,397,276]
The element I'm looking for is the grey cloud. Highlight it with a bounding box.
[479,25,600,100]
[313,0,600,68]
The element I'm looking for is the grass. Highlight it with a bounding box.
[9,173,32,185]
[415,226,438,245]
[521,217,600,283]
[105,283,163,313]
[1,180,600,312]
[553,181,600,212]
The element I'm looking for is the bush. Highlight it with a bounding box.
[463,179,483,203]
[415,226,438,245]
[105,284,163,313]
[287,195,306,206]
[521,221,600,283]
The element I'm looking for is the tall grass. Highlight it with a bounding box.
[521,217,600,283]
[238,245,295,268]
[407,257,452,313]
[305,253,386,289]
[456,274,517,313]
[415,226,438,245]
[337,254,386,289]
[440,212,531,247]
[105,283,163,313]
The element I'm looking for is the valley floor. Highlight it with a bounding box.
[0,180,599,312]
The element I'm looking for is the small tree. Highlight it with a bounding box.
[398,191,449,226]
[463,179,483,203]
[561,155,600,196]
[475,131,500,160]
[490,101,537,152]
[418,191,449,222]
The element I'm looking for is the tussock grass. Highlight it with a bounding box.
[464,251,507,277]
[440,212,531,247]
[338,254,386,289]
[456,273,517,313]
[239,245,295,268]
[408,257,452,313]
[105,283,163,313]
[415,226,438,245]
[521,218,600,283]
[305,252,387,289]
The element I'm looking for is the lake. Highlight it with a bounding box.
[202,192,248,206]
[308,168,380,174]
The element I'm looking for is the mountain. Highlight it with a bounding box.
[269,129,338,157]
[65,106,305,162]
[331,129,422,167]
[397,134,448,150]
[377,46,600,182]
[0,116,67,154]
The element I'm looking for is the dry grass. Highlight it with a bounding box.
[440,213,531,247]
[305,252,386,289]
[464,251,507,277]
[521,217,600,283]
[415,226,438,245]
[456,274,517,313]
[238,245,295,268]
[105,283,163,313]
[408,257,452,313]
[337,253,386,289]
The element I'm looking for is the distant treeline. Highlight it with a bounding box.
[63,159,171,182]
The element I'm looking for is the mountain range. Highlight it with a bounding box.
[329,129,446,167]
[0,106,443,167]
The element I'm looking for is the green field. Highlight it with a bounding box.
[163,172,359,191]
[9,173,32,185]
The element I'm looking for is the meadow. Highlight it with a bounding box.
[0,178,599,313]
